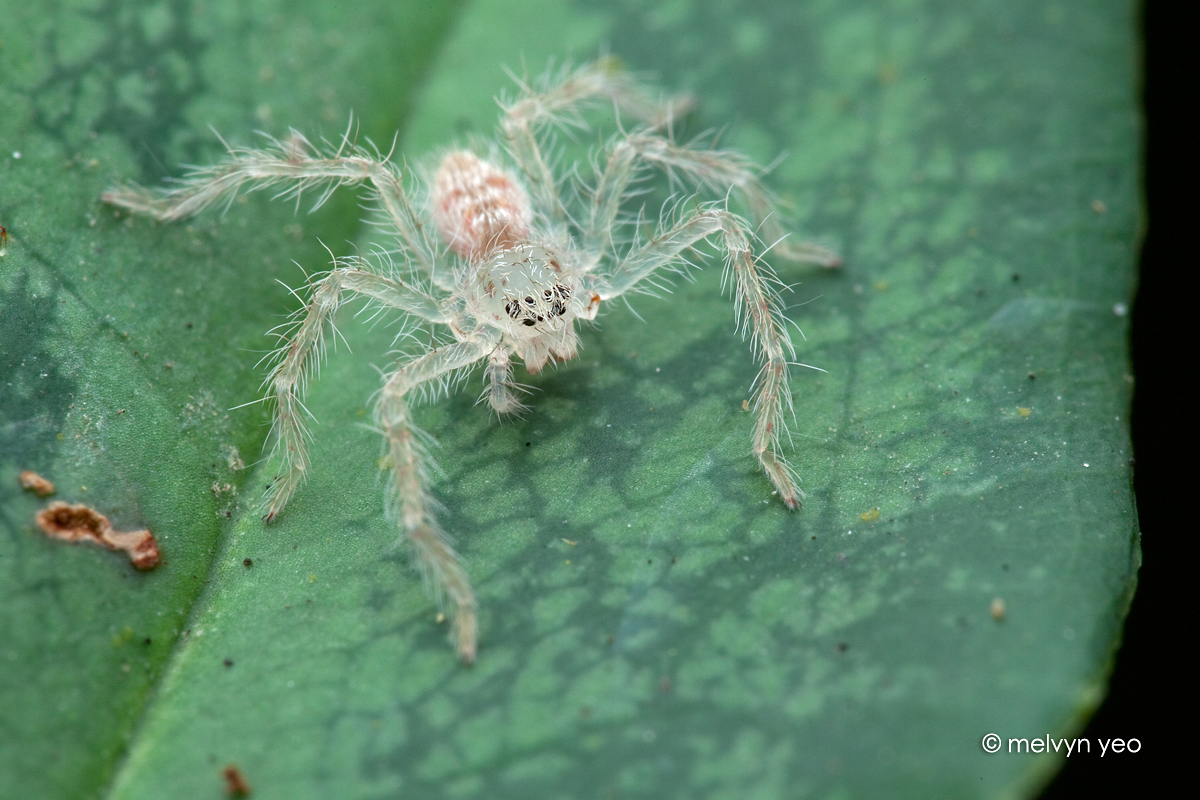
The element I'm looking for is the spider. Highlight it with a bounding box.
[102,59,841,662]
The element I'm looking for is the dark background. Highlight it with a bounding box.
[1039,2,1184,796]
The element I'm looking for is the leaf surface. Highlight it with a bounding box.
[0,0,1141,798]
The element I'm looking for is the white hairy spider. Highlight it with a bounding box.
[103,60,840,662]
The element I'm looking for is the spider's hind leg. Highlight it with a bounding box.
[102,128,453,287]
[500,59,694,223]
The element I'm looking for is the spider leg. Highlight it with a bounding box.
[262,265,448,523]
[482,345,526,415]
[377,337,495,662]
[592,209,725,300]
[102,130,457,289]
[607,131,842,267]
[595,208,804,509]
[582,136,641,259]
[501,59,693,223]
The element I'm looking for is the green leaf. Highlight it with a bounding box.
[0,0,1141,798]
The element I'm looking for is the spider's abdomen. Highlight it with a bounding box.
[432,150,532,263]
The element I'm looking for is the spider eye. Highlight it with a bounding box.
[544,289,553,299]
[524,296,535,305]
[505,301,520,319]
[522,319,537,327]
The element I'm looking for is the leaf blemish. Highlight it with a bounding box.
[19,470,56,497]
[35,502,161,570]
[221,764,252,797]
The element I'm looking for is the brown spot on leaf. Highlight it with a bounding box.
[222,764,252,797]
[35,501,160,569]
[19,470,55,497]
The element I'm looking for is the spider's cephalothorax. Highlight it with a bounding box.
[462,241,596,372]
[102,59,841,663]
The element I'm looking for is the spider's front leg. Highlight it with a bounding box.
[715,215,806,509]
[377,336,495,662]
[262,262,448,522]
[595,208,805,509]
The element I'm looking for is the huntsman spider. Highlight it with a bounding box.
[103,59,841,662]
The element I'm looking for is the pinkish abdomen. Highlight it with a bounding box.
[432,150,532,263]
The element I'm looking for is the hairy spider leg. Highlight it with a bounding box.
[101,132,458,290]
[613,131,842,267]
[262,264,449,522]
[483,346,525,415]
[591,208,804,509]
[500,59,693,225]
[582,135,641,259]
[376,337,496,662]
